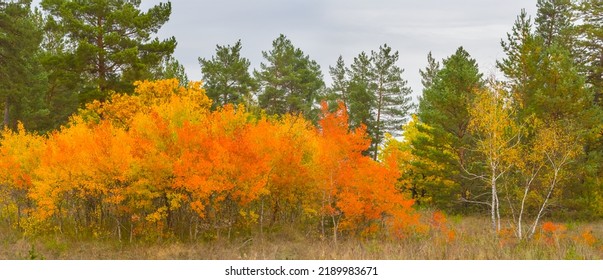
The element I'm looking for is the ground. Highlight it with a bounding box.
[1,216,602,260]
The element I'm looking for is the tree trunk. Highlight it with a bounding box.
[332,215,338,244]
[491,172,497,232]
[96,15,107,93]
[529,169,559,239]
[3,95,9,128]
[517,182,530,239]
[115,217,122,242]
[260,198,264,239]
[373,87,384,160]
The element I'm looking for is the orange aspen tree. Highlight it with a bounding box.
[314,102,420,241]
[260,114,317,229]
[1,80,427,241]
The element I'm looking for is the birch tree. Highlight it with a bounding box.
[515,120,582,239]
[467,82,521,233]
[468,82,583,239]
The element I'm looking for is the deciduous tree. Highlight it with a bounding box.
[467,82,521,232]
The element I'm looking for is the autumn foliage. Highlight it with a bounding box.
[0,79,421,241]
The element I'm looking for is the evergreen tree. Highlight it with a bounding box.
[370,44,414,159]
[40,0,176,105]
[499,7,592,122]
[575,0,603,219]
[255,34,324,121]
[497,9,537,108]
[0,0,47,131]
[498,6,601,219]
[415,47,483,211]
[347,51,375,132]
[576,0,603,105]
[419,51,440,89]
[533,45,592,121]
[535,0,575,48]
[332,46,414,159]
[37,19,82,131]
[199,40,256,109]
[534,44,600,220]
[155,55,189,86]
[325,55,349,111]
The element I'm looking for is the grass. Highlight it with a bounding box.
[1,216,602,260]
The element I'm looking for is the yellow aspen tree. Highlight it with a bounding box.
[0,123,45,228]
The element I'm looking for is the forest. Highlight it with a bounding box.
[1,0,603,259]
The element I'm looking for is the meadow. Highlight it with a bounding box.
[2,215,601,260]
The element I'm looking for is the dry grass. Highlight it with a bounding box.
[1,216,602,260]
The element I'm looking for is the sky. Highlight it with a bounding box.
[38,0,539,102]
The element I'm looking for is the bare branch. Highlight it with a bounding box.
[459,197,492,207]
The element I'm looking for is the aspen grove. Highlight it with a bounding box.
[0,79,422,241]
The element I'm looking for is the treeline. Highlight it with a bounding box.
[1,0,603,241]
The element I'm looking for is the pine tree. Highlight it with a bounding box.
[419,51,440,89]
[535,0,575,48]
[498,6,601,220]
[576,0,603,105]
[574,0,603,219]
[326,55,349,110]
[499,6,592,122]
[335,46,414,159]
[0,0,47,130]
[347,51,375,132]
[155,55,189,87]
[40,0,176,105]
[37,14,82,131]
[255,34,324,121]
[415,47,483,211]
[199,40,256,109]
[497,9,537,108]
[370,44,414,160]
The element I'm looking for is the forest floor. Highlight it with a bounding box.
[1,216,602,260]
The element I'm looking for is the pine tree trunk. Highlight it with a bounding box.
[96,15,107,93]
[3,95,9,128]
[373,87,384,160]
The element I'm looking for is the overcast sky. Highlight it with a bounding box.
[41,0,539,102]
